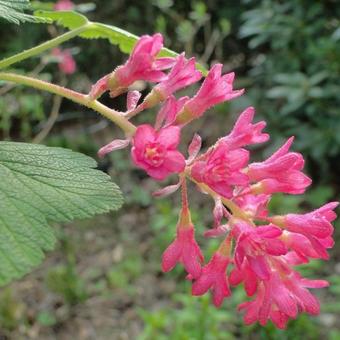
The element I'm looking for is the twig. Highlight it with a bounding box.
[200,29,220,64]
[32,92,63,144]
[0,72,137,135]
[0,62,47,96]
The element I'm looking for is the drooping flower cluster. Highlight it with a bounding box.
[94,33,338,329]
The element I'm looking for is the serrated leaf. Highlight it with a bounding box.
[34,10,174,55]
[0,0,47,24]
[0,142,123,286]
[34,9,88,29]
[34,10,208,74]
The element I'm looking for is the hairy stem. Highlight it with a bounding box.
[0,72,136,135]
[0,25,91,70]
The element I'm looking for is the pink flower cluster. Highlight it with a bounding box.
[95,33,338,329]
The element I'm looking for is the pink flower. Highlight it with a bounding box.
[54,0,74,10]
[238,270,328,328]
[175,64,244,124]
[89,34,175,99]
[283,272,328,316]
[52,48,76,75]
[191,142,249,198]
[232,222,287,280]
[162,222,203,279]
[238,279,285,327]
[284,202,338,238]
[221,107,269,149]
[248,137,312,194]
[192,252,231,307]
[229,259,258,296]
[283,232,330,263]
[114,34,174,89]
[154,54,202,99]
[131,124,185,180]
[271,202,338,261]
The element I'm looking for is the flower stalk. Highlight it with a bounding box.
[0,72,136,135]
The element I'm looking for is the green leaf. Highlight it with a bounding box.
[0,142,123,286]
[0,0,46,24]
[34,9,88,30]
[34,10,208,75]
[34,10,174,54]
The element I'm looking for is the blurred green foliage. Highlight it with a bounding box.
[46,263,88,306]
[0,289,26,331]
[45,234,88,306]
[106,253,143,291]
[138,292,236,340]
[138,291,324,340]
[240,0,340,180]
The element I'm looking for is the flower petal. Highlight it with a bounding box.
[161,240,181,272]
[133,124,156,149]
[157,126,181,149]
[164,150,186,173]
